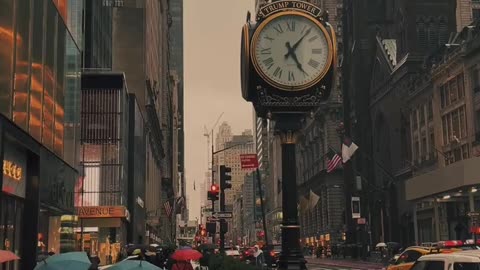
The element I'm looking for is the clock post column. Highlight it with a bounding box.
[276,115,307,270]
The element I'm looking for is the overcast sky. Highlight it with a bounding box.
[184,0,256,221]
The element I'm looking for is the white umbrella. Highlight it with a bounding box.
[376,242,387,248]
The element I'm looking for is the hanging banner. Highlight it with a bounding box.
[352,197,361,219]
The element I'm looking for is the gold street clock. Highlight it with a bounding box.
[251,10,333,91]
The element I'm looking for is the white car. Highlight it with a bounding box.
[410,250,480,270]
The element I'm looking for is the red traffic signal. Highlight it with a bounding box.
[208,184,220,201]
[211,184,219,193]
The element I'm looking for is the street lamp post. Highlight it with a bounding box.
[275,115,306,270]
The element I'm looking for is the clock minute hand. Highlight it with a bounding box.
[284,28,312,58]
[292,28,311,50]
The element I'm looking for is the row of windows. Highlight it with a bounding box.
[411,101,433,131]
[442,105,467,145]
[445,144,470,165]
[440,74,465,109]
[412,131,436,163]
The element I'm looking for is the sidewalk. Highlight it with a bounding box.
[307,258,386,270]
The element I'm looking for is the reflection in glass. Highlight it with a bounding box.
[13,0,31,130]
[43,2,57,150]
[0,0,14,118]
[54,20,67,156]
[64,31,81,166]
[29,0,45,141]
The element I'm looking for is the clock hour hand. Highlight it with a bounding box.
[284,28,312,58]
[285,42,308,75]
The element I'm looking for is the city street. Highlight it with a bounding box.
[306,258,385,270]
[307,267,364,270]
[2,0,480,269]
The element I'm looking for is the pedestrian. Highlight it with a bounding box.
[253,245,265,269]
[172,260,194,270]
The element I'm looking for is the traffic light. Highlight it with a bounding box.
[208,184,219,201]
[220,165,232,190]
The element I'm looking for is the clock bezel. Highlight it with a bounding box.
[250,10,333,92]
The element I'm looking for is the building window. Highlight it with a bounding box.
[440,86,446,108]
[458,74,465,99]
[428,100,433,120]
[421,136,427,160]
[412,110,418,130]
[471,68,480,93]
[414,140,420,162]
[430,131,436,158]
[473,9,480,20]
[476,110,480,142]
[417,19,427,50]
[419,106,425,127]
[462,144,469,159]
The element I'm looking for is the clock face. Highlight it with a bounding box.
[251,12,332,91]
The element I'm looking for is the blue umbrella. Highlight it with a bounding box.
[34,252,91,270]
[108,260,160,270]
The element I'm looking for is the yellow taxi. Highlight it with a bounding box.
[387,241,465,270]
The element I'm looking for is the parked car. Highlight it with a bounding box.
[263,245,281,268]
[410,250,480,270]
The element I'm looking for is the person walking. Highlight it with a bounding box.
[172,260,194,270]
[253,245,265,269]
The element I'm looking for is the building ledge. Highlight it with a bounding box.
[405,157,480,200]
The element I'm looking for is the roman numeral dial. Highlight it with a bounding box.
[252,12,332,91]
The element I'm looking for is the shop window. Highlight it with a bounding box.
[0,196,23,270]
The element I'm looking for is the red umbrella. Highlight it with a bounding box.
[171,249,203,261]
[0,250,19,263]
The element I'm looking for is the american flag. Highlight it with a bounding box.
[326,149,342,173]
[164,199,174,218]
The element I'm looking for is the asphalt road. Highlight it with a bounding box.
[307,264,363,270]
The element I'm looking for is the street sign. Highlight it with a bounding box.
[212,212,233,219]
[468,212,480,217]
[240,154,259,169]
[357,218,366,225]
[207,217,219,222]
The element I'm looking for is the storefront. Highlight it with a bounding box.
[76,206,130,265]
[406,157,480,243]
[0,115,78,270]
